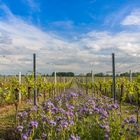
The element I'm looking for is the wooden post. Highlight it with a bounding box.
[33,53,37,105]
[129,70,132,82]
[91,70,94,93]
[137,87,139,124]
[18,72,21,104]
[54,71,57,95]
[112,53,116,103]
[86,76,88,94]
[63,77,65,92]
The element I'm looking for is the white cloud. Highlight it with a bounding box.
[0,4,140,74]
[121,9,140,26]
[24,0,40,12]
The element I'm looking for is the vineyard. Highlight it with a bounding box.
[0,74,139,140]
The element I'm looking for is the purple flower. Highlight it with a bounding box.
[30,121,38,128]
[99,124,105,129]
[59,108,66,114]
[42,133,47,139]
[124,118,129,123]
[56,116,62,122]
[112,103,119,109]
[99,115,105,120]
[99,109,108,117]
[66,104,75,110]
[61,121,69,128]
[69,92,79,97]
[104,125,110,133]
[22,111,28,117]
[17,125,23,132]
[94,107,99,112]
[66,111,74,117]
[27,129,32,136]
[104,133,109,140]
[69,134,80,140]
[22,134,28,140]
[107,105,112,110]
[17,112,23,118]
[129,116,136,124]
[69,120,74,125]
[42,116,48,122]
[48,120,56,126]
[47,101,55,107]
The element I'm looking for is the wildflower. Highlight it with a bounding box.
[61,121,69,128]
[124,118,129,123]
[22,111,28,117]
[48,120,56,126]
[42,116,48,122]
[47,101,55,107]
[17,112,23,118]
[30,121,38,128]
[51,107,58,114]
[56,116,62,122]
[17,125,23,132]
[99,115,104,120]
[99,124,105,129]
[69,134,80,140]
[129,116,136,124]
[66,104,74,110]
[59,108,66,114]
[104,133,109,140]
[22,134,28,140]
[69,120,74,125]
[42,133,47,139]
[105,125,110,133]
[66,111,74,117]
[69,92,79,97]
[112,103,119,109]
[94,107,99,112]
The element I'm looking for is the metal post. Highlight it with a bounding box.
[33,53,37,105]
[112,53,116,103]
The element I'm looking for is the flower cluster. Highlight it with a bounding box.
[16,90,139,140]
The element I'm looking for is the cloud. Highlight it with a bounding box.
[22,0,40,12]
[104,5,131,28]
[0,4,140,74]
[48,21,74,30]
[121,9,140,26]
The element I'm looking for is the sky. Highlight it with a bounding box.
[0,0,140,74]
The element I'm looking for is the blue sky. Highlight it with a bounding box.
[0,0,140,74]
[1,0,140,33]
